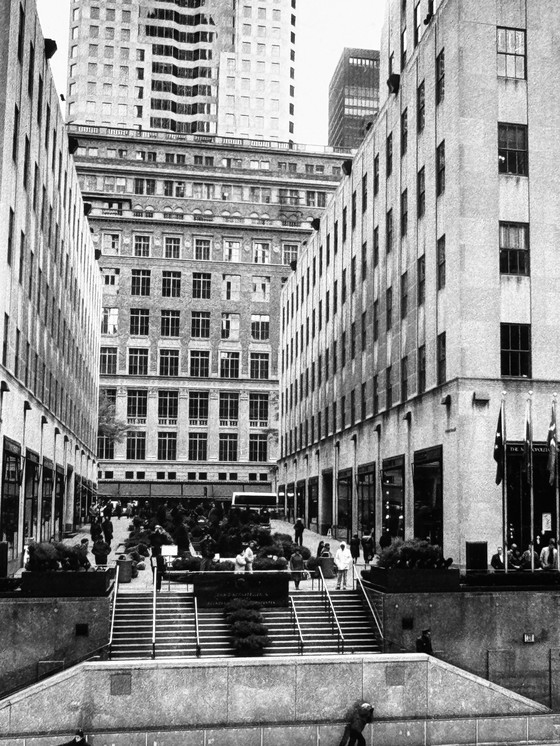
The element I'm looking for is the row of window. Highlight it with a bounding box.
[100,347,272,379]
[102,307,270,342]
[99,431,269,462]
[124,269,272,302]
[98,471,270,483]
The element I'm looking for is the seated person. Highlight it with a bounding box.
[520,543,539,570]
[507,544,523,570]
[490,547,504,570]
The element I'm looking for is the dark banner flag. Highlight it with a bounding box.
[547,403,557,486]
[494,405,504,485]
[523,399,533,486]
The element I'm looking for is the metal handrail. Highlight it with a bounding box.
[108,563,120,660]
[317,566,345,653]
[194,596,201,657]
[152,563,157,659]
[355,571,384,641]
[289,596,305,655]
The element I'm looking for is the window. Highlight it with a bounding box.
[400,273,408,319]
[131,269,150,296]
[100,347,117,374]
[386,366,393,409]
[158,391,178,424]
[417,255,425,305]
[134,234,151,257]
[190,350,210,377]
[97,436,114,460]
[362,173,368,213]
[220,351,240,378]
[437,236,446,290]
[157,432,177,461]
[101,308,118,335]
[361,242,367,281]
[188,433,207,461]
[192,272,211,299]
[400,189,408,236]
[436,141,445,196]
[222,274,240,300]
[401,356,408,401]
[130,308,149,336]
[418,345,426,394]
[249,434,268,462]
[126,432,146,460]
[373,155,379,195]
[128,348,149,375]
[252,276,270,302]
[386,210,393,254]
[417,81,425,132]
[283,243,299,265]
[250,352,269,379]
[219,434,238,462]
[159,349,179,376]
[162,271,181,297]
[221,313,240,340]
[497,28,526,79]
[436,49,445,104]
[437,332,446,385]
[500,222,529,275]
[498,123,528,176]
[373,228,379,267]
[161,310,180,337]
[194,237,211,261]
[251,314,269,340]
[223,240,240,262]
[373,300,379,341]
[219,392,239,423]
[249,393,268,424]
[501,323,531,377]
[417,167,425,217]
[253,241,270,263]
[127,390,147,422]
[189,391,209,423]
[164,236,181,259]
[191,311,210,338]
[386,133,393,177]
[401,109,408,155]
[386,287,393,331]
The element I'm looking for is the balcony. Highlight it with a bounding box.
[249,420,269,428]
[127,417,146,425]
[189,418,208,427]
[158,418,178,426]
[220,419,238,427]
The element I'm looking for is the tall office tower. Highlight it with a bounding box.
[279,0,560,566]
[0,1,102,573]
[328,48,380,149]
[70,123,348,503]
[66,0,297,140]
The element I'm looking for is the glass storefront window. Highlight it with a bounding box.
[382,456,405,540]
[1,445,21,561]
[337,469,352,540]
[413,446,443,548]
[40,467,54,541]
[357,465,375,535]
[23,454,40,543]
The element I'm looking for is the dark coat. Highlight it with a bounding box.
[349,537,361,559]
[416,633,433,654]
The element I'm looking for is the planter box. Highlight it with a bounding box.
[193,571,289,607]
[20,568,115,597]
[363,567,460,593]
[464,570,560,588]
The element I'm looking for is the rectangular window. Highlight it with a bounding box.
[221,313,240,340]
[159,349,179,376]
[437,235,446,290]
[436,49,445,104]
[194,237,211,260]
[417,81,425,132]
[351,191,357,230]
[373,300,379,341]
[401,356,408,402]
[417,167,425,218]
[134,234,151,257]
[362,173,368,213]
[418,345,426,394]
[400,189,408,236]
[128,348,149,375]
[157,432,177,461]
[191,311,210,338]
[249,434,268,462]
[188,433,207,461]
[192,272,211,299]
[161,310,180,337]
[219,434,238,462]
[130,308,149,336]
[500,323,531,377]
[386,366,393,409]
[499,222,529,275]
[498,123,528,176]
[283,243,299,265]
[401,109,408,155]
[100,347,117,374]
[400,273,408,319]
[373,227,379,267]
[158,390,179,423]
[223,239,240,262]
[437,332,447,385]
[386,287,393,331]
[386,133,393,177]
[189,391,209,423]
[219,392,239,423]
[220,351,240,378]
[497,28,526,80]
[373,154,379,195]
[252,276,270,302]
[222,274,240,300]
[436,141,445,196]
[249,393,268,424]
[253,241,270,263]
[190,350,210,377]
[127,389,147,421]
[386,209,393,253]
[162,271,181,297]
[164,236,181,259]
[131,269,150,296]
[126,432,146,460]
[251,314,270,340]
[417,255,425,305]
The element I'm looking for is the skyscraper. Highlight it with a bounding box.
[328,48,380,149]
[66,0,297,140]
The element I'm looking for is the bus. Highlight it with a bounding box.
[230,492,278,515]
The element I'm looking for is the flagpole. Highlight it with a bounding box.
[502,393,508,574]
[528,391,534,572]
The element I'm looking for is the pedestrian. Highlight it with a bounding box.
[321,542,332,557]
[244,541,255,573]
[150,525,170,557]
[334,541,353,590]
[57,728,89,745]
[75,538,91,570]
[125,501,134,518]
[289,547,305,589]
[339,702,374,746]
[200,534,217,571]
[316,540,325,558]
[361,532,374,564]
[90,516,102,543]
[101,516,113,545]
[92,538,111,566]
[102,500,113,519]
[540,538,558,570]
[507,543,523,570]
[115,501,123,520]
[350,533,361,564]
[416,628,433,654]
[234,550,246,573]
[490,546,504,570]
[294,517,304,546]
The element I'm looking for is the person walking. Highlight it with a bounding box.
[243,541,255,573]
[102,500,113,519]
[101,516,113,545]
[416,628,433,654]
[294,517,304,547]
[350,534,361,564]
[334,542,353,590]
[289,548,305,589]
[92,538,111,566]
[115,501,123,520]
[339,703,374,746]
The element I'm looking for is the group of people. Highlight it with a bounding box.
[234,542,256,573]
[491,538,559,571]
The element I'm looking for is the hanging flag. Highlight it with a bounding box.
[547,403,557,486]
[523,400,533,486]
[493,406,504,485]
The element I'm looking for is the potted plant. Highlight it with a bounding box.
[224,599,270,656]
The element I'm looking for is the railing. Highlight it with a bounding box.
[127,417,146,425]
[107,562,120,660]
[219,419,238,427]
[317,566,345,654]
[194,596,201,658]
[289,595,304,655]
[249,420,269,428]
[354,569,384,644]
[189,418,208,426]
[152,563,158,659]
[158,417,177,426]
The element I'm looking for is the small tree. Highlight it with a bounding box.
[97,391,128,443]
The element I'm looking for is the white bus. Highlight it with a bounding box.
[230,492,278,513]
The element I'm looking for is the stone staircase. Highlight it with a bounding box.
[110,589,380,659]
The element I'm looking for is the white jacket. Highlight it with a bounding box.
[334,546,353,571]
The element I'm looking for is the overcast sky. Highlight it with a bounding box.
[36,0,385,146]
